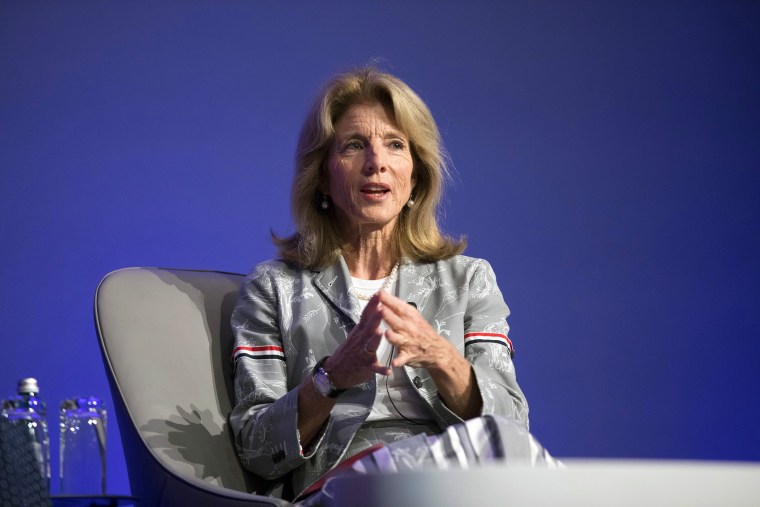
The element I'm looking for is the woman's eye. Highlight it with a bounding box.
[390,140,406,150]
[344,140,363,151]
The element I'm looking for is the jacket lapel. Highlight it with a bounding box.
[313,255,362,325]
[397,259,437,313]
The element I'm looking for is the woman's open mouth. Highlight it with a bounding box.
[360,184,391,200]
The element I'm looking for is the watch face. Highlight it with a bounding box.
[314,368,333,396]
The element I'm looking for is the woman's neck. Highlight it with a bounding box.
[342,232,397,280]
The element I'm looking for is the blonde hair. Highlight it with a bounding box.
[275,66,465,268]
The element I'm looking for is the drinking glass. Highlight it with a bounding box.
[59,396,106,494]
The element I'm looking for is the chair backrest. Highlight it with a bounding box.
[95,267,287,507]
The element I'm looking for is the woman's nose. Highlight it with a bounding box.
[362,143,387,174]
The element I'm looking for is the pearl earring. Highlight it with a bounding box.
[321,195,329,210]
[406,197,415,208]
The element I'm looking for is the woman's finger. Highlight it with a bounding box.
[353,295,383,334]
[379,308,413,338]
[377,292,427,333]
[370,362,391,376]
[376,289,408,308]
[356,307,383,340]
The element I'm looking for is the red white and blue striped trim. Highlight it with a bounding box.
[232,345,286,362]
[464,332,514,358]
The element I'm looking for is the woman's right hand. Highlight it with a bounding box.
[323,293,391,389]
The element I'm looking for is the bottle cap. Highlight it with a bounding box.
[17,378,40,395]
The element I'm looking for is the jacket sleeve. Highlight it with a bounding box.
[463,259,530,429]
[228,264,325,480]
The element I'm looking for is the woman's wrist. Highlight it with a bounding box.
[426,340,465,377]
[426,346,481,417]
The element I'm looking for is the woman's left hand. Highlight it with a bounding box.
[377,290,483,419]
[376,291,457,370]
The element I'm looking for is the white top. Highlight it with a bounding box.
[351,276,432,422]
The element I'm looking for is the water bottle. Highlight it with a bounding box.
[59,396,107,494]
[0,378,50,490]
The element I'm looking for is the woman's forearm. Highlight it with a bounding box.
[296,376,336,448]
[428,351,482,420]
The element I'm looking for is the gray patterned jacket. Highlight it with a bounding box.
[229,254,529,496]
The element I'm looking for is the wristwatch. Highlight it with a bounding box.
[311,356,346,399]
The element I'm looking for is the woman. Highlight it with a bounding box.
[230,67,554,502]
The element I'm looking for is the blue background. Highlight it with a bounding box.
[1,1,758,496]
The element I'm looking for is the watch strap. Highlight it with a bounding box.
[312,356,347,399]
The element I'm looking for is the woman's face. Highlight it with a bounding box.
[325,102,416,239]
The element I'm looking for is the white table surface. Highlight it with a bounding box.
[321,459,760,507]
